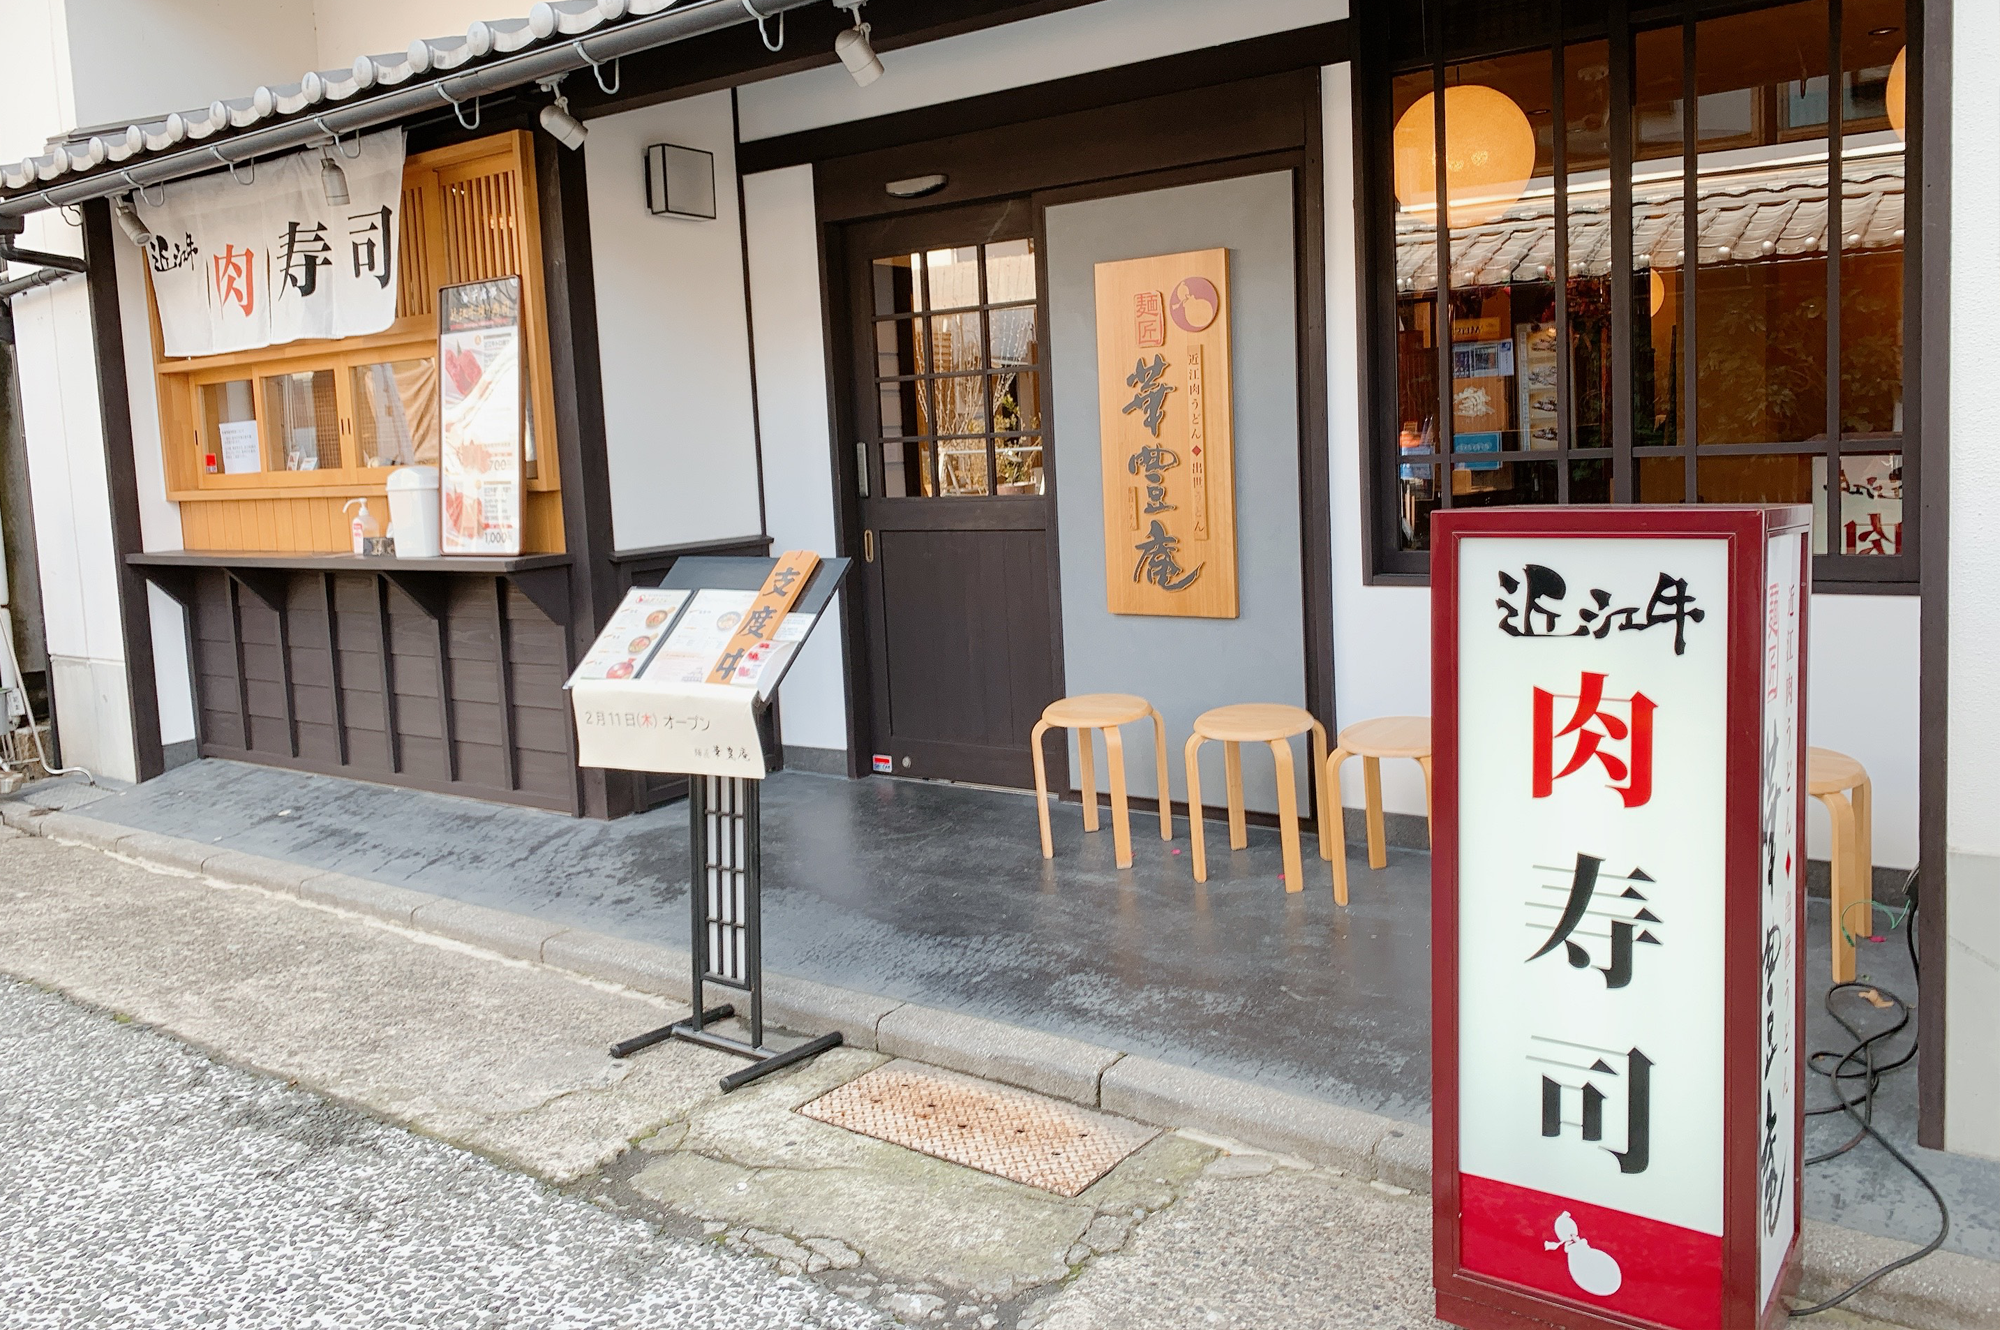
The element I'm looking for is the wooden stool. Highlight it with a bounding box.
[1809,746,1873,985]
[1032,694,1171,869]
[1183,704,1332,892]
[1325,717,1432,907]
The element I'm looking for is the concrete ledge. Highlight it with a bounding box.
[544,927,692,1000]
[1799,1220,2000,1330]
[1102,1055,1398,1180]
[106,828,218,876]
[407,898,570,964]
[296,871,430,926]
[199,848,324,894]
[759,972,905,1052]
[877,1004,1120,1103]
[35,810,131,853]
[1372,1123,1432,1192]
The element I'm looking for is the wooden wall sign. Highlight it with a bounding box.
[1092,248,1238,618]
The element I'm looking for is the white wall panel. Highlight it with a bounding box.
[742,164,846,753]
[737,0,1347,142]
[62,0,317,132]
[585,91,764,551]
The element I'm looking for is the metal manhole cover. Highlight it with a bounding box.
[798,1061,1157,1197]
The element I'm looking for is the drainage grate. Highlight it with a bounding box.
[797,1061,1156,1197]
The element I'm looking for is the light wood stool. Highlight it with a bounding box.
[1032,693,1171,869]
[1183,703,1332,892]
[1809,746,1873,985]
[1325,716,1433,907]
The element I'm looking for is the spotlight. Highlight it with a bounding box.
[538,79,587,151]
[834,2,884,87]
[320,152,350,206]
[113,196,152,247]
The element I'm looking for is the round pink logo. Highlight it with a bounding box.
[1168,276,1220,333]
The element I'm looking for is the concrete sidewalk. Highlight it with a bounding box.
[1,784,1993,1329]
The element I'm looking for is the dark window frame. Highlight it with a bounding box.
[1354,0,1921,591]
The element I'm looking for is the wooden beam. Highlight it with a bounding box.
[323,573,348,767]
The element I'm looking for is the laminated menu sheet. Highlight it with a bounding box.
[641,589,759,683]
[565,587,690,686]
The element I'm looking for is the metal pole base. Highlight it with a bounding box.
[610,1003,735,1059]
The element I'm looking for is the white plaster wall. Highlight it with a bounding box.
[585,91,764,551]
[737,0,1349,142]
[9,213,135,781]
[310,0,495,72]
[0,0,75,164]
[62,0,317,130]
[1946,0,2000,1160]
[742,164,846,753]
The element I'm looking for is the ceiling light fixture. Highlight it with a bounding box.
[320,151,350,205]
[833,1,884,88]
[538,77,588,151]
[113,195,152,247]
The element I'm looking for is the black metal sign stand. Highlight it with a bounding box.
[604,555,850,1093]
[610,773,843,1090]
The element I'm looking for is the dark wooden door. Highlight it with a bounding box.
[842,199,1060,788]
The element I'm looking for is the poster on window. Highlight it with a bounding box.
[1429,506,1809,1330]
[133,129,404,357]
[1091,249,1238,618]
[438,278,525,556]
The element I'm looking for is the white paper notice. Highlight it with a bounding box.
[570,678,767,778]
[567,587,691,686]
[641,589,757,683]
[217,419,261,475]
[731,611,816,698]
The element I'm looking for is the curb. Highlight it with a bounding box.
[5,793,1995,1330]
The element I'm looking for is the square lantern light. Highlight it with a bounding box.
[645,142,717,220]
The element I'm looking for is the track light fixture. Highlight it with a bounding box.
[320,151,350,206]
[538,77,588,151]
[113,195,152,247]
[833,1,884,88]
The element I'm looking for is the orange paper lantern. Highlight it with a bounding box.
[1394,85,1538,228]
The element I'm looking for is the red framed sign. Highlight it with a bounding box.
[1431,506,1810,1330]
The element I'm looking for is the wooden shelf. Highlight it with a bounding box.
[128,550,572,575]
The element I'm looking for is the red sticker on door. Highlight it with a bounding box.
[873,754,894,773]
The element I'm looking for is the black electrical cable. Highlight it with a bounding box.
[1790,868,1949,1318]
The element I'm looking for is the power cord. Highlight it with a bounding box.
[1789,867,1948,1317]
[0,614,95,785]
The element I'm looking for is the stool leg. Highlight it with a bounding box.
[1077,727,1098,833]
[1104,723,1133,870]
[1417,755,1434,847]
[1031,719,1054,860]
[1271,738,1303,893]
[1364,756,1388,869]
[1326,747,1352,907]
[1225,741,1247,850]
[1826,791,1858,985]
[1185,734,1208,883]
[1151,708,1173,840]
[1855,775,1873,926]
[1310,720,1333,862]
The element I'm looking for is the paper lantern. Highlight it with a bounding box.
[1394,85,1539,228]
[1886,47,1906,141]
[1651,268,1667,317]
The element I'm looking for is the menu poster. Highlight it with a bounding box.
[566,588,691,687]
[438,277,526,555]
[641,589,758,683]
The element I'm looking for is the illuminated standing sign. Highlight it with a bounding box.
[1431,506,1809,1330]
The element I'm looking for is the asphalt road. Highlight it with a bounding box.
[0,976,881,1330]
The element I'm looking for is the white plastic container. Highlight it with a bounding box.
[385,465,442,558]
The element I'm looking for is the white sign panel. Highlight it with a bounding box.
[570,679,766,779]
[1758,530,1804,1303]
[1455,535,1730,1319]
[134,130,405,357]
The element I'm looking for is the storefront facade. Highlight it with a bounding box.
[0,0,1989,1158]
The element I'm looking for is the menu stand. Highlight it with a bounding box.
[569,555,850,1092]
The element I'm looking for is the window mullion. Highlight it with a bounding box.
[1431,32,1455,512]
[1825,0,1846,562]
[1553,6,1572,505]
[1682,7,1699,503]
[1608,0,1636,503]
